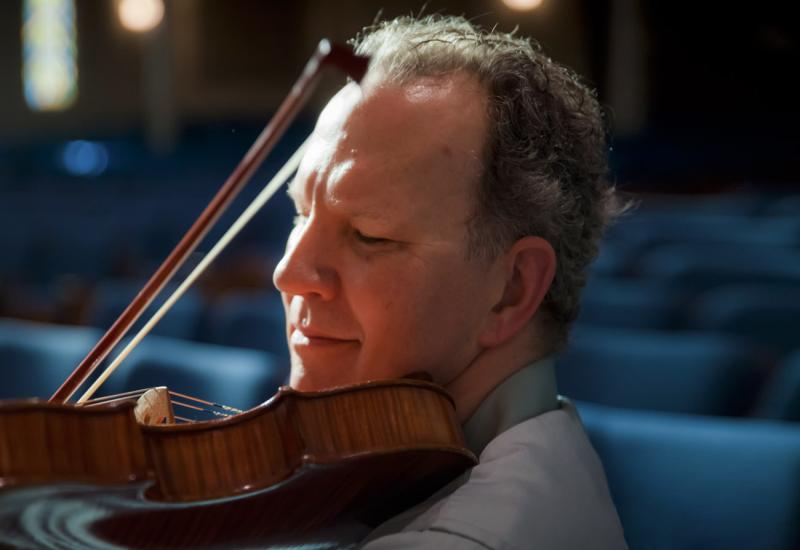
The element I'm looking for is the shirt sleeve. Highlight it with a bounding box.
[359,529,493,550]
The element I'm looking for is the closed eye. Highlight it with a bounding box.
[354,229,389,245]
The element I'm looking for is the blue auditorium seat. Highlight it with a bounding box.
[588,242,635,277]
[0,317,284,411]
[606,215,800,280]
[632,193,766,217]
[556,326,763,416]
[753,351,800,421]
[0,220,32,277]
[578,402,800,550]
[204,290,289,360]
[688,284,800,355]
[635,243,800,294]
[578,277,690,330]
[86,280,204,341]
[0,318,100,399]
[98,335,287,411]
[611,214,800,250]
[761,193,800,217]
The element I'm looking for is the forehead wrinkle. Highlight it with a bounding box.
[290,75,486,238]
[290,148,393,227]
[290,99,353,206]
[326,166,399,227]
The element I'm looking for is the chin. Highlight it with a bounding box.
[288,361,357,392]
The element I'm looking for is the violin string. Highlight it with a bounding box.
[75,136,311,405]
[82,397,133,408]
[82,388,148,407]
[167,391,239,417]
[168,390,243,414]
[173,415,196,424]
[85,390,144,405]
[170,399,233,418]
[93,389,146,400]
[169,399,206,412]
[83,388,234,419]
[82,398,129,408]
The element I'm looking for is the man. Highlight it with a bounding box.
[273,14,627,549]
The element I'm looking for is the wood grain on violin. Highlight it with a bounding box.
[0,379,476,547]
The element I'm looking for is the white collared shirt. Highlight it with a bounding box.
[358,359,628,549]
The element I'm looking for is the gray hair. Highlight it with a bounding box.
[351,15,625,352]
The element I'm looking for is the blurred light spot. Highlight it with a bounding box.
[502,0,545,11]
[118,0,164,33]
[61,141,109,176]
[22,0,78,111]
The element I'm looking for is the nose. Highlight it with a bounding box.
[273,219,338,301]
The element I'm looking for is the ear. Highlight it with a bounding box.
[478,236,556,348]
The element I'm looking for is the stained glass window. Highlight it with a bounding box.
[22,0,78,111]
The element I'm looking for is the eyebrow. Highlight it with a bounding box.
[330,190,395,225]
[351,212,395,230]
[286,178,396,227]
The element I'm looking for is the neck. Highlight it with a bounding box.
[445,327,543,423]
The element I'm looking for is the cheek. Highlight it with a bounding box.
[353,267,423,329]
[344,261,424,337]
[356,259,480,353]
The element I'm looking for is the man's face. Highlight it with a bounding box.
[274,74,497,391]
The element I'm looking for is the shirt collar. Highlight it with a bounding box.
[461,357,558,456]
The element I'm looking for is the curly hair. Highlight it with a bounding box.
[351,15,625,352]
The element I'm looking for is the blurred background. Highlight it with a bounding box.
[1,1,799,548]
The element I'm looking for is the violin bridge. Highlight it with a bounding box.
[134,387,175,425]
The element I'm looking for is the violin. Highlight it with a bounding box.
[0,380,474,547]
[0,41,477,548]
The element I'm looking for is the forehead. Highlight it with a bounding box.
[290,74,488,225]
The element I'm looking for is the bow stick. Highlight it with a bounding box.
[51,40,369,403]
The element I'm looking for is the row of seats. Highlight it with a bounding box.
[0,177,296,281]
[578,402,800,550]
[579,278,800,353]
[621,192,800,218]
[0,317,287,409]
[594,242,800,298]
[557,325,800,421]
[84,283,289,360]
[567,192,799,421]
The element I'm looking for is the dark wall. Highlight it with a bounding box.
[644,1,800,133]
[1,0,798,183]
[0,0,595,143]
[0,0,142,142]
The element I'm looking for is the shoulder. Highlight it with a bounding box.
[362,402,627,550]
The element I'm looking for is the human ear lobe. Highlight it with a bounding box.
[478,236,556,347]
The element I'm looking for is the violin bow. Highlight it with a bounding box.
[50,40,369,404]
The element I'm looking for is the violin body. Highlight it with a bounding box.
[0,379,476,548]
